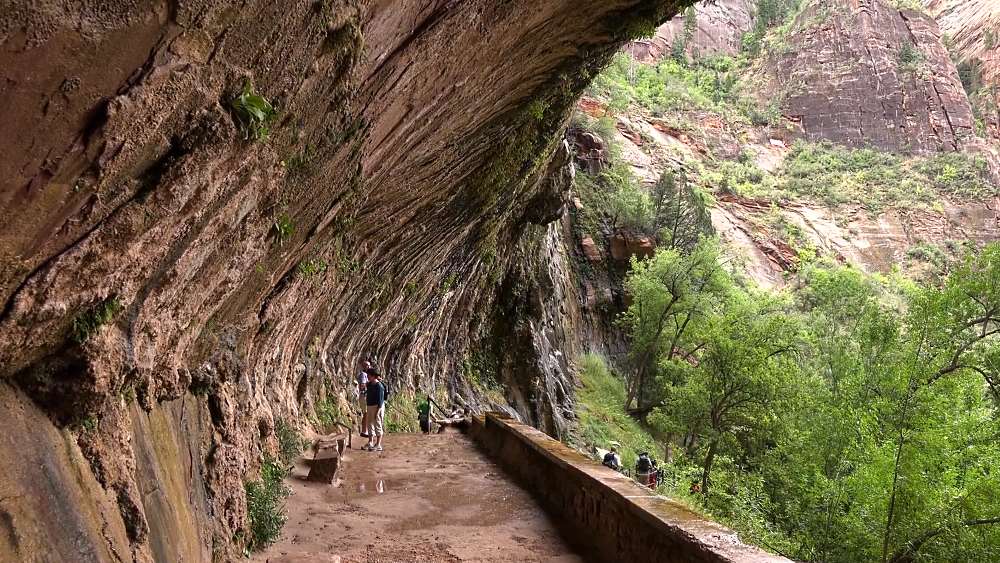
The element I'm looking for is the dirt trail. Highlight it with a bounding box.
[252,432,586,563]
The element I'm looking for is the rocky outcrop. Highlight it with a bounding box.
[567,126,610,174]
[0,0,689,560]
[925,0,1000,140]
[610,231,657,261]
[631,0,756,61]
[767,0,977,153]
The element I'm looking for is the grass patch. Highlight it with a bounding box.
[575,353,657,470]
[244,457,290,552]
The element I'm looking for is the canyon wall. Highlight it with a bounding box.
[0,1,691,560]
[765,0,976,154]
[925,0,1000,141]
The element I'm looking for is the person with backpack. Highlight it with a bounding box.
[364,369,387,451]
[635,452,657,489]
[602,446,621,471]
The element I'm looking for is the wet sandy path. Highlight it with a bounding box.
[252,432,586,563]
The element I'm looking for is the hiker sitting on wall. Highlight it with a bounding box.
[602,446,621,471]
[635,452,657,489]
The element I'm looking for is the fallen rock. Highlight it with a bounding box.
[567,128,609,174]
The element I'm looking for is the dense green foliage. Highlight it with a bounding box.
[604,239,1000,561]
[588,52,777,126]
[741,0,803,57]
[571,7,1000,561]
[571,117,713,245]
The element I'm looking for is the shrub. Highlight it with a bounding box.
[274,419,303,466]
[607,167,655,232]
[898,42,924,73]
[71,297,123,344]
[244,457,290,552]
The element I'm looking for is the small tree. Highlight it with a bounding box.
[651,170,714,252]
[664,290,801,495]
[620,238,730,410]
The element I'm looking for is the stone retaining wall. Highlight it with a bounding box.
[470,413,791,563]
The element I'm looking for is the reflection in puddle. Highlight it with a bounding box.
[357,480,387,494]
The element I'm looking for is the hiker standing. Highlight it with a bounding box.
[364,370,386,451]
[357,360,371,438]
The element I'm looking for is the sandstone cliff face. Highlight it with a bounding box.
[925,0,1000,140]
[768,0,976,153]
[0,1,689,560]
[630,0,755,61]
[926,0,1000,87]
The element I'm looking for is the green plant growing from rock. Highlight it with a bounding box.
[78,414,99,433]
[297,258,328,279]
[71,297,123,344]
[441,273,458,292]
[231,81,276,141]
[273,214,294,245]
[283,144,315,178]
[244,456,290,552]
[898,42,925,73]
[274,419,303,466]
[312,399,342,430]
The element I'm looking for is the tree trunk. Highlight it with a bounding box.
[702,436,719,495]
